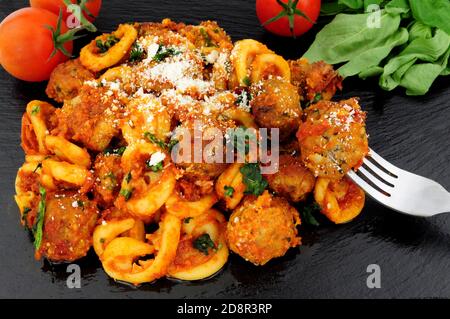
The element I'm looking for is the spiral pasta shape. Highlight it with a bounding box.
[314,177,365,224]
[101,213,181,284]
[80,24,138,72]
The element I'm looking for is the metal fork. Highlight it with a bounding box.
[347,148,450,217]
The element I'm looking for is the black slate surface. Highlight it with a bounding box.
[0,0,449,299]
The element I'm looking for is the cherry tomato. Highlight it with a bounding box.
[256,0,321,37]
[0,8,73,82]
[30,0,102,23]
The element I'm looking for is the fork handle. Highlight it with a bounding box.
[445,192,450,213]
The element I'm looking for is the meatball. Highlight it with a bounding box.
[172,114,234,179]
[297,98,369,179]
[93,153,125,208]
[46,59,95,103]
[226,191,301,265]
[57,85,123,151]
[38,191,98,262]
[264,154,315,202]
[250,78,301,141]
[289,58,343,104]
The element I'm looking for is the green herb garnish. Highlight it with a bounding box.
[144,132,167,149]
[302,202,322,227]
[34,186,46,249]
[76,200,85,209]
[31,105,40,115]
[130,42,144,62]
[240,163,268,196]
[242,76,251,86]
[147,160,164,172]
[120,188,133,201]
[235,90,252,107]
[125,172,132,184]
[22,207,31,224]
[103,146,126,156]
[96,35,119,53]
[200,28,215,47]
[144,132,178,152]
[153,45,180,62]
[305,93,323,108]
[184,217,193,224]
[224,185,235,197]
[193,233,216,255]
[167,139,179,152]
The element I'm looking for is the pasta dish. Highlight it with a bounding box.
[14,19,369,285]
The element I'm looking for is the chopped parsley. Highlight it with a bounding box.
[96,35,119,53]
[200,28,215,47]
[31,105,40,115]
[129,42,144,62]
[304,93,323,108]
[235,89,252,107]
[167,139,179,152]
[76,200,85,209]
[242,76,251,86]
[193,233,216,255]
[120,188,133,201]
[144,132,167,149]
[302,202,322,227]
[240,163,268,196]
[34,186,46,249]
[125,172,132,183]
[224,185,235,197]
[22,207,31,224]
[144,132,178,151]
[147,160,163,172]
[153,45,180,62]
[103,146,126,156]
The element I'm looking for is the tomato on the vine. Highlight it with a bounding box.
[0,8,74,82]
[256,0,321,37]
[30,0,102,23]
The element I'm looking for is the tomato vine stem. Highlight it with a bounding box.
[262,0,315,37]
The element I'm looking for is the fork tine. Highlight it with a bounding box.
[347,170,391,201]
[362,158,397,186]
[358,166,393,195]
[368,148,400,178]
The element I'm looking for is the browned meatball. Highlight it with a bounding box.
[38,191,98,262]
[226,191,301,265]
[46,59,95,103]
[264,154,315,202]
[250,78,301,141]
[172,114,233,179]
[93,153,125,208]
[289,58,343,104]
[57,85,123,151]
[297,98,369,179]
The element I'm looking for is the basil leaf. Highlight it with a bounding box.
[409,0,450,35]
[304,11,403,65]
[338,27,409,77]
